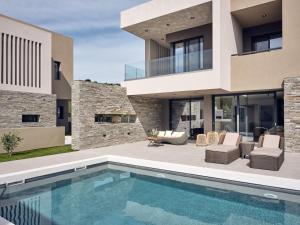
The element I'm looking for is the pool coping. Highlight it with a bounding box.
[0,155,300,192]
[0,216,14,225]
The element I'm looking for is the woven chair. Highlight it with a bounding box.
[207,131,219,145]
[196,134,207,146]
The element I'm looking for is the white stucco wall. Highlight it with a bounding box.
[121,0,239,95]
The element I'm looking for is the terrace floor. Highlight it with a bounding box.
[0,141,300,180]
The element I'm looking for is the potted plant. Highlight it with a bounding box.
[148,128,159,138]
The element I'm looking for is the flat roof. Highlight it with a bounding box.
[0,13,73,40]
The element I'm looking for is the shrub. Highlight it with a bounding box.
[1,132,22,157]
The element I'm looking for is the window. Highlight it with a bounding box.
[53,61,61,80]
[251,33,282,52]
[270,33,282,49]
[129,115,136,123]
[213,91,284,141]
[22,115,40,123]
[172,37,204,73]
[57,106,64,119]
[121,115,136,123]
[95,114,112,123]
[95,114,136,123]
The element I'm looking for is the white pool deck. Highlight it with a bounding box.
[0,141,300,191]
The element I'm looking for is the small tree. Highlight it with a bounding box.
[1,132,22,157]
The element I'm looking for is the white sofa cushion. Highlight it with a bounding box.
[165,130,173,137]
[223,133,239,146]
[172,132,185,137]
[263,135,280,148]
[157,131,165,137]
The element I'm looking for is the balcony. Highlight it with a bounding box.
[125,49,212,81]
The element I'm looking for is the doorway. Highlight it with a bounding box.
[170,98,204,139]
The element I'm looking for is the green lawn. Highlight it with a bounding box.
[0,145,73,162]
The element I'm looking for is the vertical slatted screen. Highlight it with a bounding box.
[0,32,42,88]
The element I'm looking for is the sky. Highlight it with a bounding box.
[0,0,148,83]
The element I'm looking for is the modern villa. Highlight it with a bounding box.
[1,0,300,225]
[121,0,296,143]
[0,14,73,152]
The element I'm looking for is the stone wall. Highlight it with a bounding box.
[72,81,167,150]
[0,90,56,128]
[284,77,300,152]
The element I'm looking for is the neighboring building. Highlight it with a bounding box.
[119,0,300,145]
[0,14,73,135]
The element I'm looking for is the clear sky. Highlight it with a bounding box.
[0,0,148,83]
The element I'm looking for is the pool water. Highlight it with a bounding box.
[1,168,300,225]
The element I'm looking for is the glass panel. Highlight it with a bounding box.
[22,115,40,123]
[125,49,212,80]
[270,34,282,49]
[239,93,275,141]
[190,100,204,139]
[121,115,129,123]
[174,42,184,73]
[129,115,136,123]
[57,106,64,119]
[188,38,200,71]
[214,96,237,132]
[171,100,190,135]
[252,36,269,52]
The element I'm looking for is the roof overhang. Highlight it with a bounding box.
[121,0,212,46]
[231,0,282,28]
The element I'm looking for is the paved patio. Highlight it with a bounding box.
[0,141,300,180]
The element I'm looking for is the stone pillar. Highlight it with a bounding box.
[284,77,300,152]
[204,95,213,134]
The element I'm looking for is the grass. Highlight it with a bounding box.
[0,145,73,162]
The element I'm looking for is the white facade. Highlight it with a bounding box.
[0,14,52,94]
[121,0,239,97]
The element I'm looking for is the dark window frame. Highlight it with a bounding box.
[251,32,282,52]
[169,97,204,137]
[95,114,136,124]
[171,36,204,73]
[57,106,64,120]
[22,114,40,123]
[53,61,61,80]
[212,90,283,133]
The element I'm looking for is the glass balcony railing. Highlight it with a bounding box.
[125,49,212,81]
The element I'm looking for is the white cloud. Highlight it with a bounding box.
[0,0,148,82]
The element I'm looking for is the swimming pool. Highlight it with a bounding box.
[1,164,300,225]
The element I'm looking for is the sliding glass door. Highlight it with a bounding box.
[214,96,237,132]
[170,99,204,139]
[239,94,275,138]
[174,42,184,73]
[172,37,204,73]
[213,91,283,141]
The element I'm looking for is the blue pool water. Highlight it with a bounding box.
[1,168,300,225]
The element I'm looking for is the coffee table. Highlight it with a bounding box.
[147,136,162,146]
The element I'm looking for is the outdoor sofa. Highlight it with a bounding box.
[157,130,188,145]
[205,132,242,164]
[250,134,284,171]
